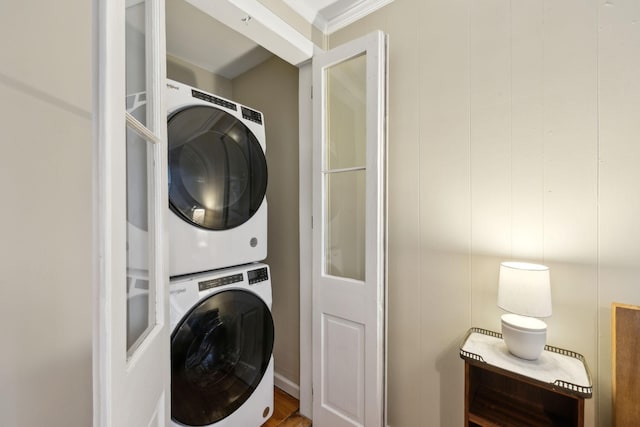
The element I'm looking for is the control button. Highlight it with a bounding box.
[248,267,269,284]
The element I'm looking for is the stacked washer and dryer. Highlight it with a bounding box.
[166,79,274,427]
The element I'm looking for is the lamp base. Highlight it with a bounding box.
[501,313,547,360]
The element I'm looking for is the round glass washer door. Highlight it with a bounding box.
[168,105,268,230]
[171,289,274,426]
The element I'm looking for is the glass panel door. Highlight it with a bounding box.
[125,0,159,357]
[324,54,367,282]
[312,31,387,427]
[125,125,156,353]
[96,0,172,422]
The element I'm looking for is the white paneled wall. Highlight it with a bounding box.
[418,2,471,425]
[469,0,512,333]
[328,0,640,425]
[511,0,544,261]
[598,0,640,424]
[384,4,422,426]
[539,7,599,417]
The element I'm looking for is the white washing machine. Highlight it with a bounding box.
[167,79,268,277]
[170,263,274,427]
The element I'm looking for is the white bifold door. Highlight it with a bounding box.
[94,0,170,425]
[312,30,387,427]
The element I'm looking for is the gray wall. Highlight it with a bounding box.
[328,1,640,426]
[167,54,233,98]
[0,1,93,426]
[232,56,301,388]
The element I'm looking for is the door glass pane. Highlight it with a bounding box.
[126,0,148,127]
[126,124,156,354]
[326,53,366,170]
[325,170,366,281]
[324,53,367,282]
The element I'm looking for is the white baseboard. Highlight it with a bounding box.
[274,371,300,399]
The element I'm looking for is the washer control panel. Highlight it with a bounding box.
[248,267,269,284]
[198,273,243,291]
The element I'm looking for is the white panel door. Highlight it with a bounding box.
[94,0,170,425]
[312,31,387,427]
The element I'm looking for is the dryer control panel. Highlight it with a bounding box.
[198,273,243,291]
[191,89,237,111]
[242,106,263,125]
[248,267,269,284]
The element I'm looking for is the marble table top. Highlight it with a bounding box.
[460,329,592,397]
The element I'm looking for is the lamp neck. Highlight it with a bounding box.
[501,313,547,331]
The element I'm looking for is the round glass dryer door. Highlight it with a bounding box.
[168,105,267,230]
[171,289,274,426]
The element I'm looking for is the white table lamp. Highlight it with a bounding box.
[498,262,552,360]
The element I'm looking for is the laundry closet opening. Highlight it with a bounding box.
[166,0,302,403]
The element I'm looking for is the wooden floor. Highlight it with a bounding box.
[262,387,312,427]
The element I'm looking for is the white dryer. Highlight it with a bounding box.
[170,263,274,427]
[167,79,268,277]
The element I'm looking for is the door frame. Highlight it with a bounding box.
[298,59,314,418]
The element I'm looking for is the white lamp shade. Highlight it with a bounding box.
[498,262,552,318]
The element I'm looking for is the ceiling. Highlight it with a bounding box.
[165,0,391,79]
[166,0,273,80]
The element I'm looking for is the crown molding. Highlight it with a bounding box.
[283,0,392,36]
[325,0,393,34]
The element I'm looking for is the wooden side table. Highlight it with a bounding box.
[460,328,592,427]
